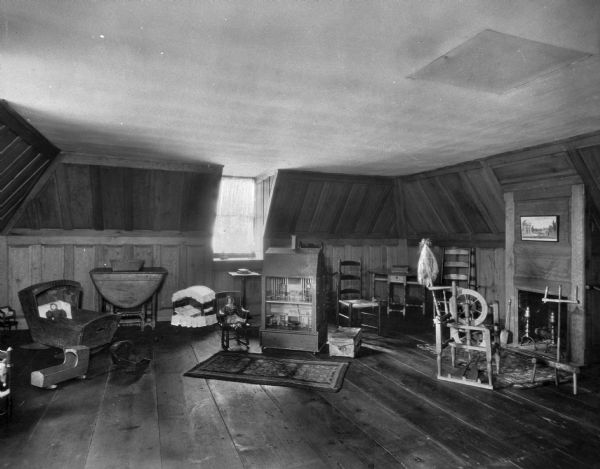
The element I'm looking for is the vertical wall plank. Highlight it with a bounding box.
[41,245,65,281]
[159,245,180,309]
[386,245,400,268]
[330,246,345,275]
[349,245,363,262]
[178,244,188,292]
[6,235,216,321]
[494,247,505,313]
[74,246,96,309]
[64,244,75,279]
[29,244,42,284]
[186,245,209,286]
[475,247,505,310]
[369,245,385,273]
[504,192,516,340]
[571,184,586,364]
[0,236,7,304]
[133,245,154,268]
[212,270,232,293]
[8,246,32,323]
[100,245,125,267]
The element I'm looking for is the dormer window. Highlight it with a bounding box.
[212,177,256,260]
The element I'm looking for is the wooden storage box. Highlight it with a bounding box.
[328,327,362,357]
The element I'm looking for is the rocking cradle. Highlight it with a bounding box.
[429,282,500,390]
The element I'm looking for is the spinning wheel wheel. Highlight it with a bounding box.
[453,288,488,326]
[450,288,488,345]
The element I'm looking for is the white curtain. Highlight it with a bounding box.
[212,177,255,257]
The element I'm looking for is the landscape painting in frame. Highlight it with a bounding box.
[520,216,558,242]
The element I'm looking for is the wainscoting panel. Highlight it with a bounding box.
[6,232,214,326]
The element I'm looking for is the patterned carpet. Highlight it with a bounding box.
[184,351,350,392]
[416,343,571,389]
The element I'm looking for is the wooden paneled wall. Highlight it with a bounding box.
[14,159,222,233]
[267,239,504,321]
[5,231,214,326]
[405,243,505,310]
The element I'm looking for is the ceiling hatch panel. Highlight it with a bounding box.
[409,29,591,94]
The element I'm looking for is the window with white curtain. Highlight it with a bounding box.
[212,177,256,259]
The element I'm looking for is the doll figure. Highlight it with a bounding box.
[220,295,246,328]
[0,360,8,398]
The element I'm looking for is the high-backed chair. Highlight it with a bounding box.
[214,291,250,350]
[18,280,119,351]
[336,260,380,333]
[441,247,475,289]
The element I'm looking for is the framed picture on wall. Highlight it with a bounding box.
[520,215,558,242]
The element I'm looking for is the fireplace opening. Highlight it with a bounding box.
[517,290,567,351]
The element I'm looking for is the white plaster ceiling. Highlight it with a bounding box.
[1,0,599,177]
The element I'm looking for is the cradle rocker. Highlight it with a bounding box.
[31,345,90,389]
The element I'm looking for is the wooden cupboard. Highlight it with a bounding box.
[261,247,326,352]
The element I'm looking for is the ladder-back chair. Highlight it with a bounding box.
[441,247,475,290]
[336,260,380,333]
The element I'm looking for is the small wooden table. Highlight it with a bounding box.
[90,267,168,330]
[228,270,261,309]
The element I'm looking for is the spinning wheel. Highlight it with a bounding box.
[429,282,499,390]
[454,288,488,326]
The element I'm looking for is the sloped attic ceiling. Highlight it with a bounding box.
[0,100,60,232]
[1,0,600,177]
[265,171,398,241]
[13,163,222,233]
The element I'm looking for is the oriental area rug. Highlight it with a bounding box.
[416,343,572,389]
[184,351,349,392]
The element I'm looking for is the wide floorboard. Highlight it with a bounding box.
[1,320,600,469]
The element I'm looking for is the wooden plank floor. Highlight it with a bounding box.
[1,319,600,469]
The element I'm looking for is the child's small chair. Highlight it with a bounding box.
[215,291,250,350]
[0,347,12,420]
